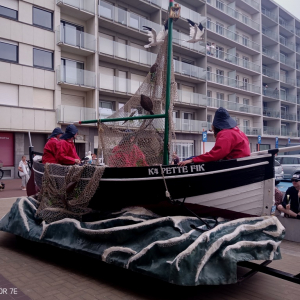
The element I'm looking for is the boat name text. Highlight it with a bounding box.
[148,164,205,176]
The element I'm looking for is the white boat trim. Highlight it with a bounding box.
[33,161,269,182]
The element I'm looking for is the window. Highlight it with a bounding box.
[207,17,211,29]
[61,58,84,85]
[216,22,224,35]
[236,97,239,103]
[33,7,53,30]
[216,69,224,84]
[207,66,211,80]
[0,40,18,63]
[216,0,224,11]
[207,115,212,123]
[60,21,83,47]
[0,5,17,20]
[99,101,114,118]
[173,141,194,161]
[216,46,224,59]
[216,92,224,100]
[243,98,249,105]
[243,56,249,68]
[242,35,249,46]
[33,48,53,70]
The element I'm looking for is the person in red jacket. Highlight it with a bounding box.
[56,124,81,165]
[178,107,250,166]
[42,127,64,164]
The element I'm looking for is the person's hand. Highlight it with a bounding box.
[74,159,81,164]
[286,204,291,210]
[178,159,193,166]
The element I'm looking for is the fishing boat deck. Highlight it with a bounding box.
[0,197,299,300]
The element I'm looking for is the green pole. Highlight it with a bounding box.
[163,0,173,165]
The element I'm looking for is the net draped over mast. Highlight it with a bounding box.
[98,37,177,168]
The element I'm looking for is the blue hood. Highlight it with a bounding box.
[60,124,78,140]
[212,107,237,130]
[48,127,64,139]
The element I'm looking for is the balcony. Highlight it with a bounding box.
[172,31,206,54]
[240,126,261,135]
[262,47,279,61]
[56,25,96,54]
[263,89,279,99]
[262,66,279,80]
[207,21,260,52]
[279,19,294,34]
[57,66,96,89]
[174,119,210,134]
[279,36,295,51]
[99,75,144,95]
[208,48,260,73]
[99,1,161,34]
[241,0,260,11]
[207,0,260,31]
[207,72,261,94]
[207,97,261,115]
[262,27,278,42]
[296,29,300,37]
[57,105,97,123]
[99,38,157,66]
[297,46,300,54]
[281,113,297,121]
[261,7,278,23]
[176,91,207,107]
[280,75,295,86]
[161,0,206,25]
[280,55,295,68]
[57,0,95,17]
[297,79,300,87]
[173,60,206,80]
[281,128,298,137]
[263,108,280,118]
[263,126,280,136]
[279,93,297,103]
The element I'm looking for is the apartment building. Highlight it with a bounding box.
[0,0,300,178]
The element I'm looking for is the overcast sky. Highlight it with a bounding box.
[273,0,300,20]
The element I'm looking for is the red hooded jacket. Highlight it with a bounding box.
[193,127,250,163]
[42,138,60,164]
[56,139,80,165]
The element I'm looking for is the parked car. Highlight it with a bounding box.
[275,155,300,180]
[274,160,284,185]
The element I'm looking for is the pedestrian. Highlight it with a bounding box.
[18,155,29,191]
[171,152,180,165]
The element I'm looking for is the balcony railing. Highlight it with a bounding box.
[281,113,297,121]
[261,7,278,22]
[262,27,278,41]
[279,93,297,103]
[99,1,161,33]
[280,55,295,68]
[297,47,300,54]
[57,66,96,88]
[174,60,206,80]
[263,89,279,99]
[208,48,260,72]
[297,79,300,87]
[176,91,207,107]
[207,21,260,51]
[174,119,210,133]
[240,126,261,135]
[173,31,206,54]
[207,72,261,93]
[161,0,206,24]
[262,66,279,80]
[99,75,144,94]
[207,97,261,114]
[263,108,280,118]
[56,25,96,52]
[262,47,279,61]
[57,0,95,14]
[263,126,280,136]
[279,36,295,51]
[279,19,294,33]
[280,75,295,86]
[57,105,97,123]
[99,38,157,66]
[296,29,300,37]
[281,128,298,137]
[241,0,260,11]
[207,0,260,31]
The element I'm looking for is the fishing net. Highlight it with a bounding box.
[98,37,176,167]
[36,163,105,223]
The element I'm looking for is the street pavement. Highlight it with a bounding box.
[0,180,300,299]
